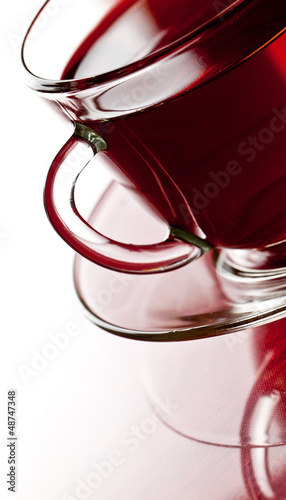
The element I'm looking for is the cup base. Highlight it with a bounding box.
[216,246,286,304]
[74,181,286,341]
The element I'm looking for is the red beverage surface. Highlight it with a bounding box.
[62,0,286,249]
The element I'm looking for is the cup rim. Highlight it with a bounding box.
[21,0,247,94]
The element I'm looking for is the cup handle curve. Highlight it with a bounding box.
[44,122,213,274]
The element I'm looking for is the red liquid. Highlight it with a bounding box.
[62,0,286,249]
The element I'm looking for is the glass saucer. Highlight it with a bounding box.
[74,181,286,341]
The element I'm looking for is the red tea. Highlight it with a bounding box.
[62,0,286,250]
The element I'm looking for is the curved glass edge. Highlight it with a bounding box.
[22,0,249,93]
[75,293,286,343]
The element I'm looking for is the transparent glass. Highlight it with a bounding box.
[74,182,286,339]
[144,318,286,447]
[22,0,286,331]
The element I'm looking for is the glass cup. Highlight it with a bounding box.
[22,0,286,332]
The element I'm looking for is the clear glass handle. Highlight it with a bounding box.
[44,122,213,274]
